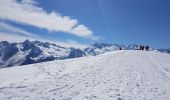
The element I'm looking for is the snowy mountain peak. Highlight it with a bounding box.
[0,41,9,47]
[22,39,36,51]
[0,40,70,67]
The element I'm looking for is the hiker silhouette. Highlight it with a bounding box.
[139,45,144,50]
[146,45,149,51]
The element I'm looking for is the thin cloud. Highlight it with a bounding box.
[0,0,98,39]
[0,32,36,43]
[0,22,38,38]
[0,22,88,48]
[0,22,40,42]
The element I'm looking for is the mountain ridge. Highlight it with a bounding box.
[0,39,169,68]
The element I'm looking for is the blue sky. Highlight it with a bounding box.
[0,0,170,48]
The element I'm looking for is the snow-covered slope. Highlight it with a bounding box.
[0,50,170,100]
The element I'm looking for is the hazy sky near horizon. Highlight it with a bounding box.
[0,0,170,48]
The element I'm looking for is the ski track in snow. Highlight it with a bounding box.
[0,50,170,100]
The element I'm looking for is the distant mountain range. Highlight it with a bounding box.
[0,39,169,68]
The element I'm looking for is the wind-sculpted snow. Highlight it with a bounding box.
[0,50,170,100]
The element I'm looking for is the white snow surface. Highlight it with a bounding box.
[0,50,170,100]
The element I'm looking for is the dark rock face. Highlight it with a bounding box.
[33,41,50,48]
[22,39,35,51]
[84,48,97,56]
[1,43,18,61]
[21,55,55,65]
[42,42,50,48]
[29,46,42,58]
[68,48,85,58]
[0,41,9,47]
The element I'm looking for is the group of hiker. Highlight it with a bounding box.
[119,45,150,51]
[138,45,150,51]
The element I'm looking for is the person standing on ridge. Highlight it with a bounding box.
[146,45,149,51]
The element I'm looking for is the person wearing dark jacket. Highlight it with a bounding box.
[139,45,142,50]
[146,45,149,51]
[140,45,144,50]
